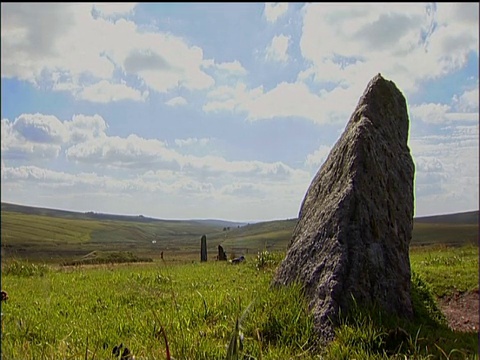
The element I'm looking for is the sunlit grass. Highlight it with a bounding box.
[1,245,478,359]
[410,244,478,296]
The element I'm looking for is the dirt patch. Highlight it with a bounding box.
[437,289,479,332]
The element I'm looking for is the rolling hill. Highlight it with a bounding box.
[414,210,478,224]
[1,202,478,262]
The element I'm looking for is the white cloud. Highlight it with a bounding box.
[65,114,108,143]
[65,134,180,169]
[1,113,68,160]
[411,102,479,124]
[453,88,479,112]
[0,161,311,220]
[92,3,137,17]
[410,103,451,124]
[1,3,214,100]
[410,124,478,215]
[1,113,109,160]
[165,96,187,107]
[299,3,479,96]
[203,82,263,113]
[220,182,266,198]
[244,82,324,121]
[175,138,210,147]
[119,43,214,93]
[62,127,309,185]
[1,119,62,159]
[12,113,68,143]
[264,3,288,23]
[202,59,248,87]
[265,34,290,63]
[77,80,148,103]
[204,80,359,124]
[212,60,247,76]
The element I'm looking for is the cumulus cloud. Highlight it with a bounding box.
[220,183,266,198]
[77,80,148,103]
[65,114,108,143]
[12,113,68,143]
[174,137,210,147]
[92,3,137,17]
[409,124,478,215]
[1,113,109,160]
[61,125,306,183]
[264,3,288,23]
[63,130,310,185]
[0,160,311,220]
[211,60,247,76]
[204,80,359,124]
[452,88,479,112]
[65,134,180,169]
[1,119,62,160]
[203,82,263,113]
[1,114,67,160]
[265,34,290,63]
[299,3,479,96]
[165,96,187,107]
[411,101,479,124]
[1,3,214,100]
[202,59,248,86]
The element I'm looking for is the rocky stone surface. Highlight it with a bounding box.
[272,74,415,344]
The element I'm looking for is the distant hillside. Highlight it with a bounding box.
[192,219,248,228]
[1,202,171,223]
[414,210,478,224]
[3,202,477,226]
[1,202,247,228]
[1,202,478,262]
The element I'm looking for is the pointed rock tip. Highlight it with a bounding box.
[362,72,400,98]
[370,72,386,84]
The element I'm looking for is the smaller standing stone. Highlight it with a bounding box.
[218,245,227,261]
[200,235,207,262]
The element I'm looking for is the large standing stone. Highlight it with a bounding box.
[273,74,415,343]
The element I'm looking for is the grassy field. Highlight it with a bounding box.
[1,244,478,360]
[410,244,479,297]
[1,203,477,263]
[1,203,478,358]
[1,208,227,262]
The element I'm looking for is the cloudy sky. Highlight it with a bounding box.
[1,3,478,222]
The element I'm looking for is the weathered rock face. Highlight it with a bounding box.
[272,74,415,343]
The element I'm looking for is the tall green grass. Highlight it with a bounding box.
[1,245,478,359]
[1,256,316,359]
[410,244,478,296]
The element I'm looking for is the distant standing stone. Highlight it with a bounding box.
[273,74,415,344]
[218,245,227,261]
[200,235,207,262]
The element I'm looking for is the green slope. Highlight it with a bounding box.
[1,203,477,262]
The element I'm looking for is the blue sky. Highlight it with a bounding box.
[1,3,478,221]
